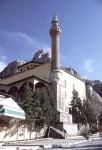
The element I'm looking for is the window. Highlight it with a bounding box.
[69,107,72,114]
[64,80,66,87]
[73,84,75,90]
[65,91,66,99]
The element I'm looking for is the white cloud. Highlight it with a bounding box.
[0,31,50,51]
[0,61,6,72]
[0,45,7,71]
[8,32,38,48]
[0,46,7,72]
[84,59,95,73]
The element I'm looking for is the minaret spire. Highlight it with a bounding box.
[49,14,61,71]
[53,13,59,22]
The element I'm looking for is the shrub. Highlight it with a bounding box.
[80,125,91,139]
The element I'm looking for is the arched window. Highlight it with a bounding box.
[8,86,18,100]
[0,89,7,94]
[35,82,49,95]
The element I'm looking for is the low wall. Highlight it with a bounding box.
[0,119,47,142]
[63,123,78,136]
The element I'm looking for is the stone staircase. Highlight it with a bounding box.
[44,126,66,139]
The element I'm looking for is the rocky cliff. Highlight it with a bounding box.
[0,60,27,79]
[0,49,50,79]
[86,80,102,98]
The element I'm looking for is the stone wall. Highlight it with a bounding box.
[0,119,47,142]
[57,69,86,113]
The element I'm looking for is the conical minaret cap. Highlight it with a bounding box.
[52,13,59,22]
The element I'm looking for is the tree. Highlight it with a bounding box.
[42,94,57,126]
[20,83,57,124]
[18,82,37,139]
[26,91,43,124]
[19,82,58,139]
[82,99,96,129]
[98,111,102,125]
[19,82,44,128]
[35,90,57,126]
[86,85,102,130]
[70,90,83,128]
[71,89,97,125]
[19,82,35,122]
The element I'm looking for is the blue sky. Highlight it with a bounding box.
[0,0,102,80]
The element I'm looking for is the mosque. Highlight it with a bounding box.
[0,15,86,137]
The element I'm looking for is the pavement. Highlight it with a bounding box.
[0,133,102,150]
[47,139,102,150]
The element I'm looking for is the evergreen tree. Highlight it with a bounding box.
[43,94,57,125]
[82,99,96,126]
[26,91,43,123]
[19,82,33,113]
[70,90,83,126]
[98,111,102,125]
[37,91,57,126]
[70,89,99,133]
[19,82,57,129]
[19,82,43,124]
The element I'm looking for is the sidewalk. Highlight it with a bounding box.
[1,134,102,150]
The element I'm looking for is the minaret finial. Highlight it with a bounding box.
[53,13,59,22]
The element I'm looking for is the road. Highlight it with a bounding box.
[44,139,102,150]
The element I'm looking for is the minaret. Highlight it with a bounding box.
[49,14,61,71]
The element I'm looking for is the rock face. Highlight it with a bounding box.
[0,49,50,79]
[0,60,27,79]
[86,83,102,117]
[32,49,50,63]
[86,80,102,97]
[65,67,80,77]
[92,81,102,97]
